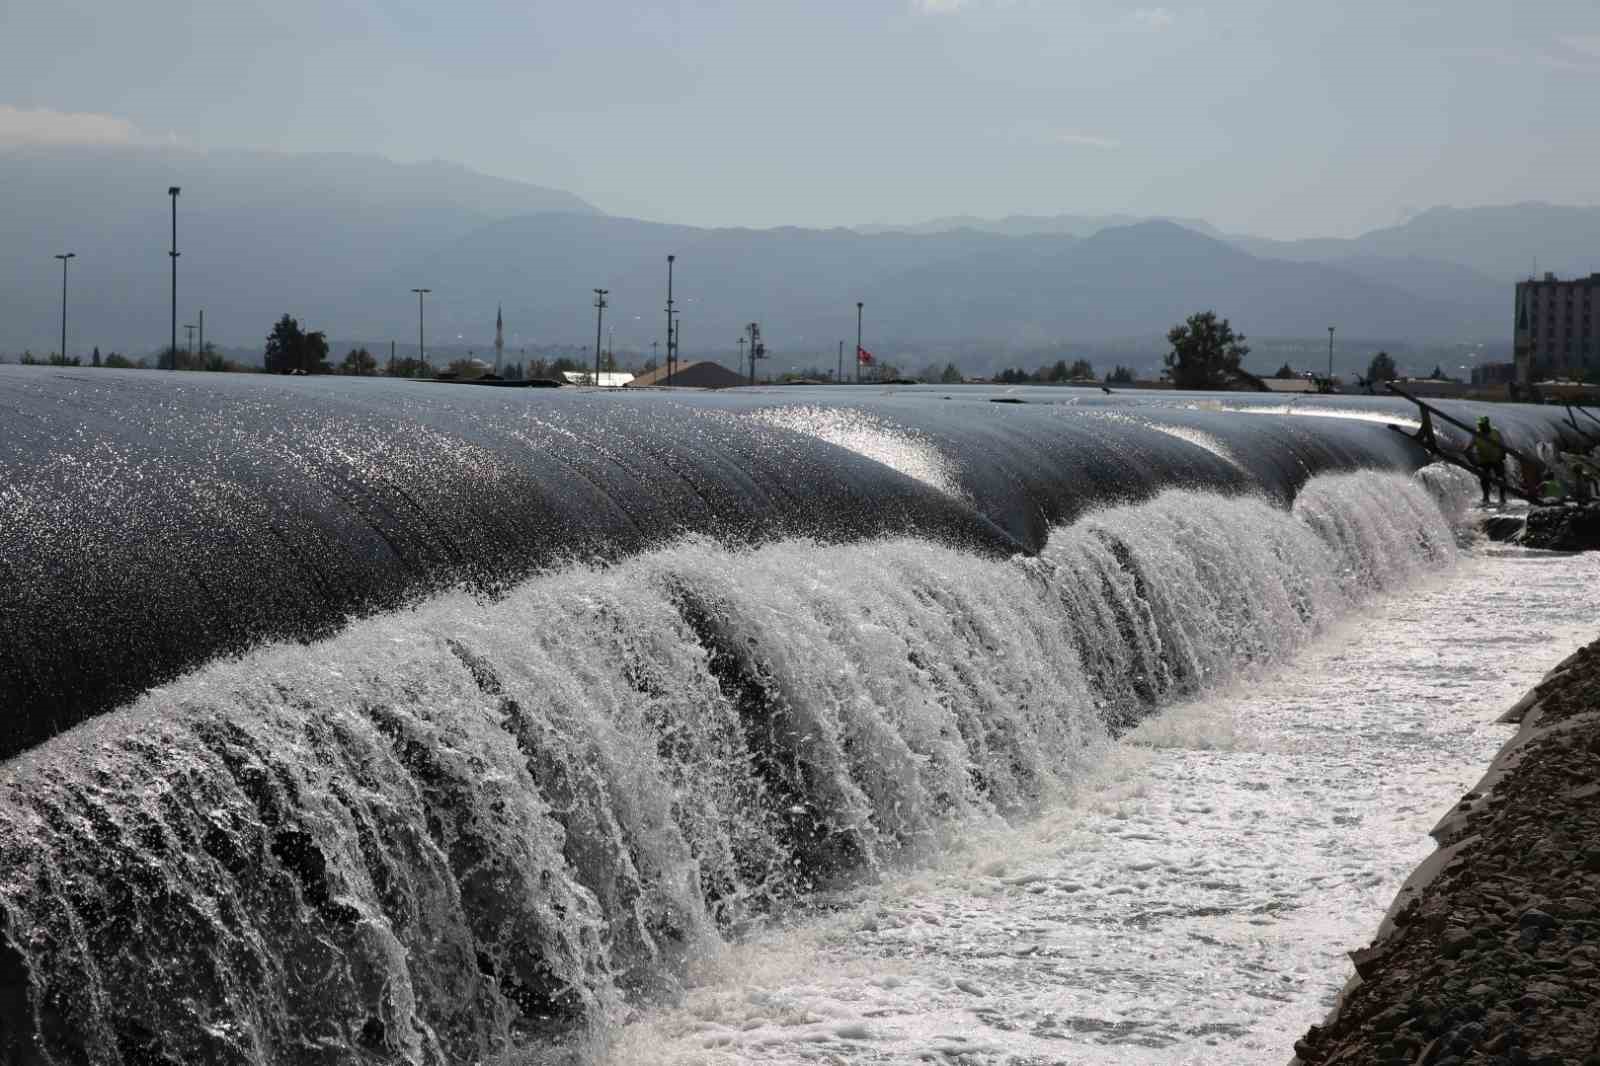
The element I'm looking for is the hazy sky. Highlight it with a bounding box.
[3,0,1598,238]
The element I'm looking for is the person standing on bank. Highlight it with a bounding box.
[1472,415,1507,507]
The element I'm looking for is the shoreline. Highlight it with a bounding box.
[1291,637,1600,1065]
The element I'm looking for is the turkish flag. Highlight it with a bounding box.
[856,346,874,365]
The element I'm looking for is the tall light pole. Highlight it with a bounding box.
[1327,325,1336,383]
[855,301,864,384]
[198,309,204,361]
[738,335,746,379]
[184,323,197,359]
[593,288,609,386]
[664,254,676,386]
[746,322,762,385]
[53,253,75,362]
[837,340,843,383]
[411,288,430,373]
[168,186,180,369]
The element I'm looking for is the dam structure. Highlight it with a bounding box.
[0,367,1587,1064]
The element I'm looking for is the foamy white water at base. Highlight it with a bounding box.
[596,547,1599,1065]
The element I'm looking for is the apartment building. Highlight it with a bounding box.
[1514,271,1600,384]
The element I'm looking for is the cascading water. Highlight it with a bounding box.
[0,467,1472,1064]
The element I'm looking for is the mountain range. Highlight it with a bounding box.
[3,144,1595,374]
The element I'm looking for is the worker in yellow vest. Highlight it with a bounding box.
[1472,415,1506,507]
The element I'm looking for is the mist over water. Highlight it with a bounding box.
[0,466,1476,1064]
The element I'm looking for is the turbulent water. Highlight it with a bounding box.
[599,545,1599,1066]
[0,467,1483,1065]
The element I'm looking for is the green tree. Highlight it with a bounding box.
[340,347,377,375]
[264,315,330,374]
[940,362,963,384]
[104,352,136,368]
[1106,365,1135,384]
[1366,351,1397,383]
[997,367,1030,384]
[91,346,101,368]
[445,358,486,379]
[1164,311,1250,389]
[1274,362,1296,379]
[1068,358,1095,380]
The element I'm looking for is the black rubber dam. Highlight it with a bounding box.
[0,366,1581,1065]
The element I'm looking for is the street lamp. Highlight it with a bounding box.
[168,186,180,369]
[411,288,431,373]
[664,254,676,386]
[593,288,609,386]
[184,323,197,361]
[53,253,75,362]
[1327,325,1336,382]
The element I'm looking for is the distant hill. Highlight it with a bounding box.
[1230,203,1600,281]
[856,213,1226,240]
[366,218,1505,370]
[0,144,596,354]
[0,147,1557,365]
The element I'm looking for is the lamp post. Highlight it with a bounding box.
[184,323,197,360]
[855,301,864,384]
[411,288,430,373]
[664,254,676,386]
[738,336,746,380]
[1327,325,1336,383]
[168,186,180,369]
[837,340,843,383]
[593,288,609,386]
[53,253,75,362]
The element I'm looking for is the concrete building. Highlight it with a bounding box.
[1470,362,1516,387]
[1260,378,1318,393]
[560,370,635,387]
[1514,271,1600,386]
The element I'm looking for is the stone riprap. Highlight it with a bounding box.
[1521,503,1600,552]
[1293,639,1600,1066]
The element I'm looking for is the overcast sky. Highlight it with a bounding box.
[2,0,1598,238]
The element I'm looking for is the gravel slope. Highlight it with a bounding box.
[1293,638,1600,1066]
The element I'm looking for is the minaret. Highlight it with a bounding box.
[494,304,504,376]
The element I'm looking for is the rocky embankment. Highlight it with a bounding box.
[1293,639,1600,1066]
[1522,504,1600,552]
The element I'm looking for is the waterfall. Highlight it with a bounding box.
[0,468,1471,1065]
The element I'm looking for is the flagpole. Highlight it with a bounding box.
[855,301,863,384]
